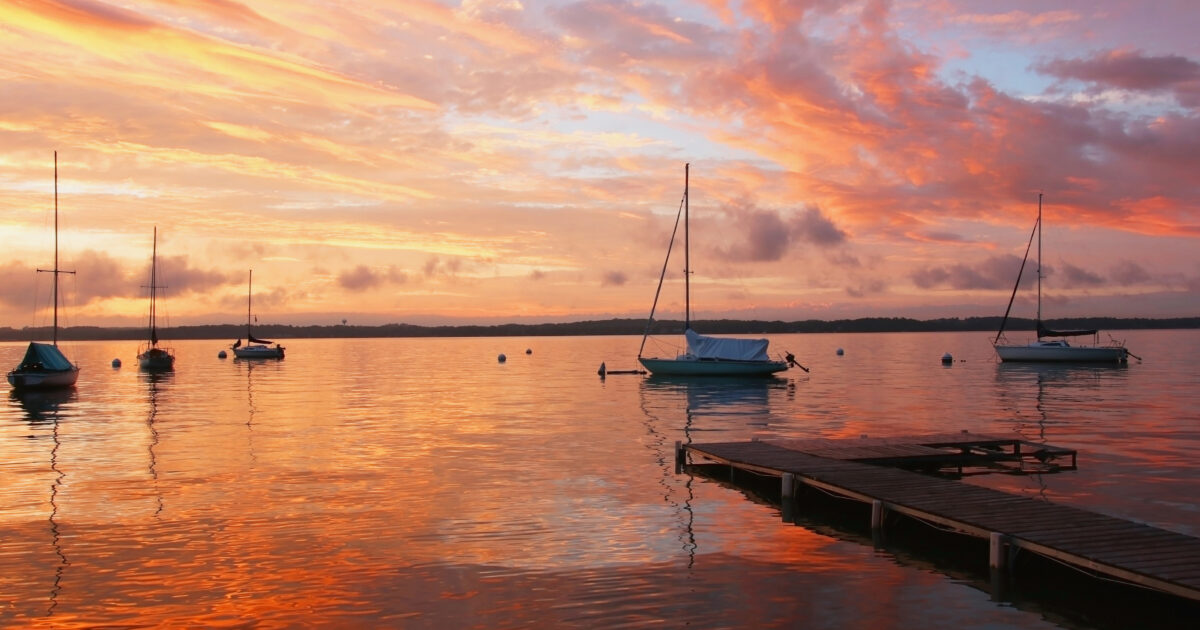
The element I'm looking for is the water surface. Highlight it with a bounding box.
[1,330,1197,627]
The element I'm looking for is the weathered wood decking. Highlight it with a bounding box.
[768,431,1077,473]
[682,437,1200,603]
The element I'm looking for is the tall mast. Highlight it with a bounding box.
[53,151,59,343]
[149,227,158,344]
[684,163,690,330]
[1036,193,1043,329]
[247,269,253,337]
[33,151,75,346]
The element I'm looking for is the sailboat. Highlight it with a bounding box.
[637,164,795,377]
[231,269,284,359]
[993,194,1129,363]
[137,227,175,371]
[8,152,81,390]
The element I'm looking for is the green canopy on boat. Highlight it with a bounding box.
[15,342,75,372]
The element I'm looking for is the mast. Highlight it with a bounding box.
[149,227,158,345]
[39,151,76,345]
[53,151,59,343]
[684,163,690,330]
[1036,193,1043,334]
[247,269,253,338]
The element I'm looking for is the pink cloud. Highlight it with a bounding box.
[1036,49,1200,93]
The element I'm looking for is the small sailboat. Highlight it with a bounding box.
[637,164,796,377]
[8,152,81,390]
[231,269,284,359]
[993,194,1130,363]
[137,227,175,371]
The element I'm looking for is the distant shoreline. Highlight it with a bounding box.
[2,316,1196,342]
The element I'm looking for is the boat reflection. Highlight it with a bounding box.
[640,375,789,431]
[11,388,76,615]
[139,370,172,518]
[637,375,792,568]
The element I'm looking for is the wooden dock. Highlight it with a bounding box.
[768,431,1077,474]
[681,436,1200,603]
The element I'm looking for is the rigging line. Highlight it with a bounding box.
[995,208,1041,344]
[638,176,689,359]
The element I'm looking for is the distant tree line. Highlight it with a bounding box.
[0,316,1196,342]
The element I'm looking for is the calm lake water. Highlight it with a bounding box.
[1,330,1197,628]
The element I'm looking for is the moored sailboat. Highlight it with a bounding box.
[8,152,80,390]
[637,164,796,377]
[993,194,1130,363]
[137,227,175,371]
[231,269,284,359]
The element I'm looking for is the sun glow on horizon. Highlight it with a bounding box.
[0,0,1195,328]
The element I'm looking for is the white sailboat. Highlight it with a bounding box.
[637,164,796,377]
[993,194,1130,363]
[137,227,175,371]
[231,269,285,359]
[8,152,81,390]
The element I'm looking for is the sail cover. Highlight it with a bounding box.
[685,329,771,361]
[248,334,273,344]
[16,342,75,371]
[1037,322,1098,338]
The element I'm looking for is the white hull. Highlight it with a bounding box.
[233,344,285,359]
[8,367,80,390]
[995,341,1127,363]
[638,356,788,376]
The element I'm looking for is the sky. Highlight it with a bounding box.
[0,0,1197,329]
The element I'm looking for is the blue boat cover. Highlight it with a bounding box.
[15,342,75,371]
[685,329,770,361]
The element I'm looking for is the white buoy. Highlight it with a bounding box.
[498,353,507,363]
[836,348,844,356]
[111,358,122,368]
[942,352,953,364]
[218,350,227,359]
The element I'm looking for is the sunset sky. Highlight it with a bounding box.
[1,0,1197,329]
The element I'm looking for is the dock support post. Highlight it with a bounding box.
[989,532,1011,601]
[989,532,1009,570]
[781,473,795,523]
[674,441,684,474]
[871,500,886,547]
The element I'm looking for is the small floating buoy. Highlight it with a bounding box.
[525,348,532,355]
[111,358,121,368]
[498,353,506,363]
[218,350,227,359]
[942,352,953,365]
[836,348,844,356]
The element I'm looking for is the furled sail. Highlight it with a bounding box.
[16,342,75,371]
[685,329,770,361]
[1037,321,1097,338]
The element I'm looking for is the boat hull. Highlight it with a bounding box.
[995,343,1128,363]
[138,348,176,371]
[7,367,80,390]
[233,344,285,359]
[638,356,788,376]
